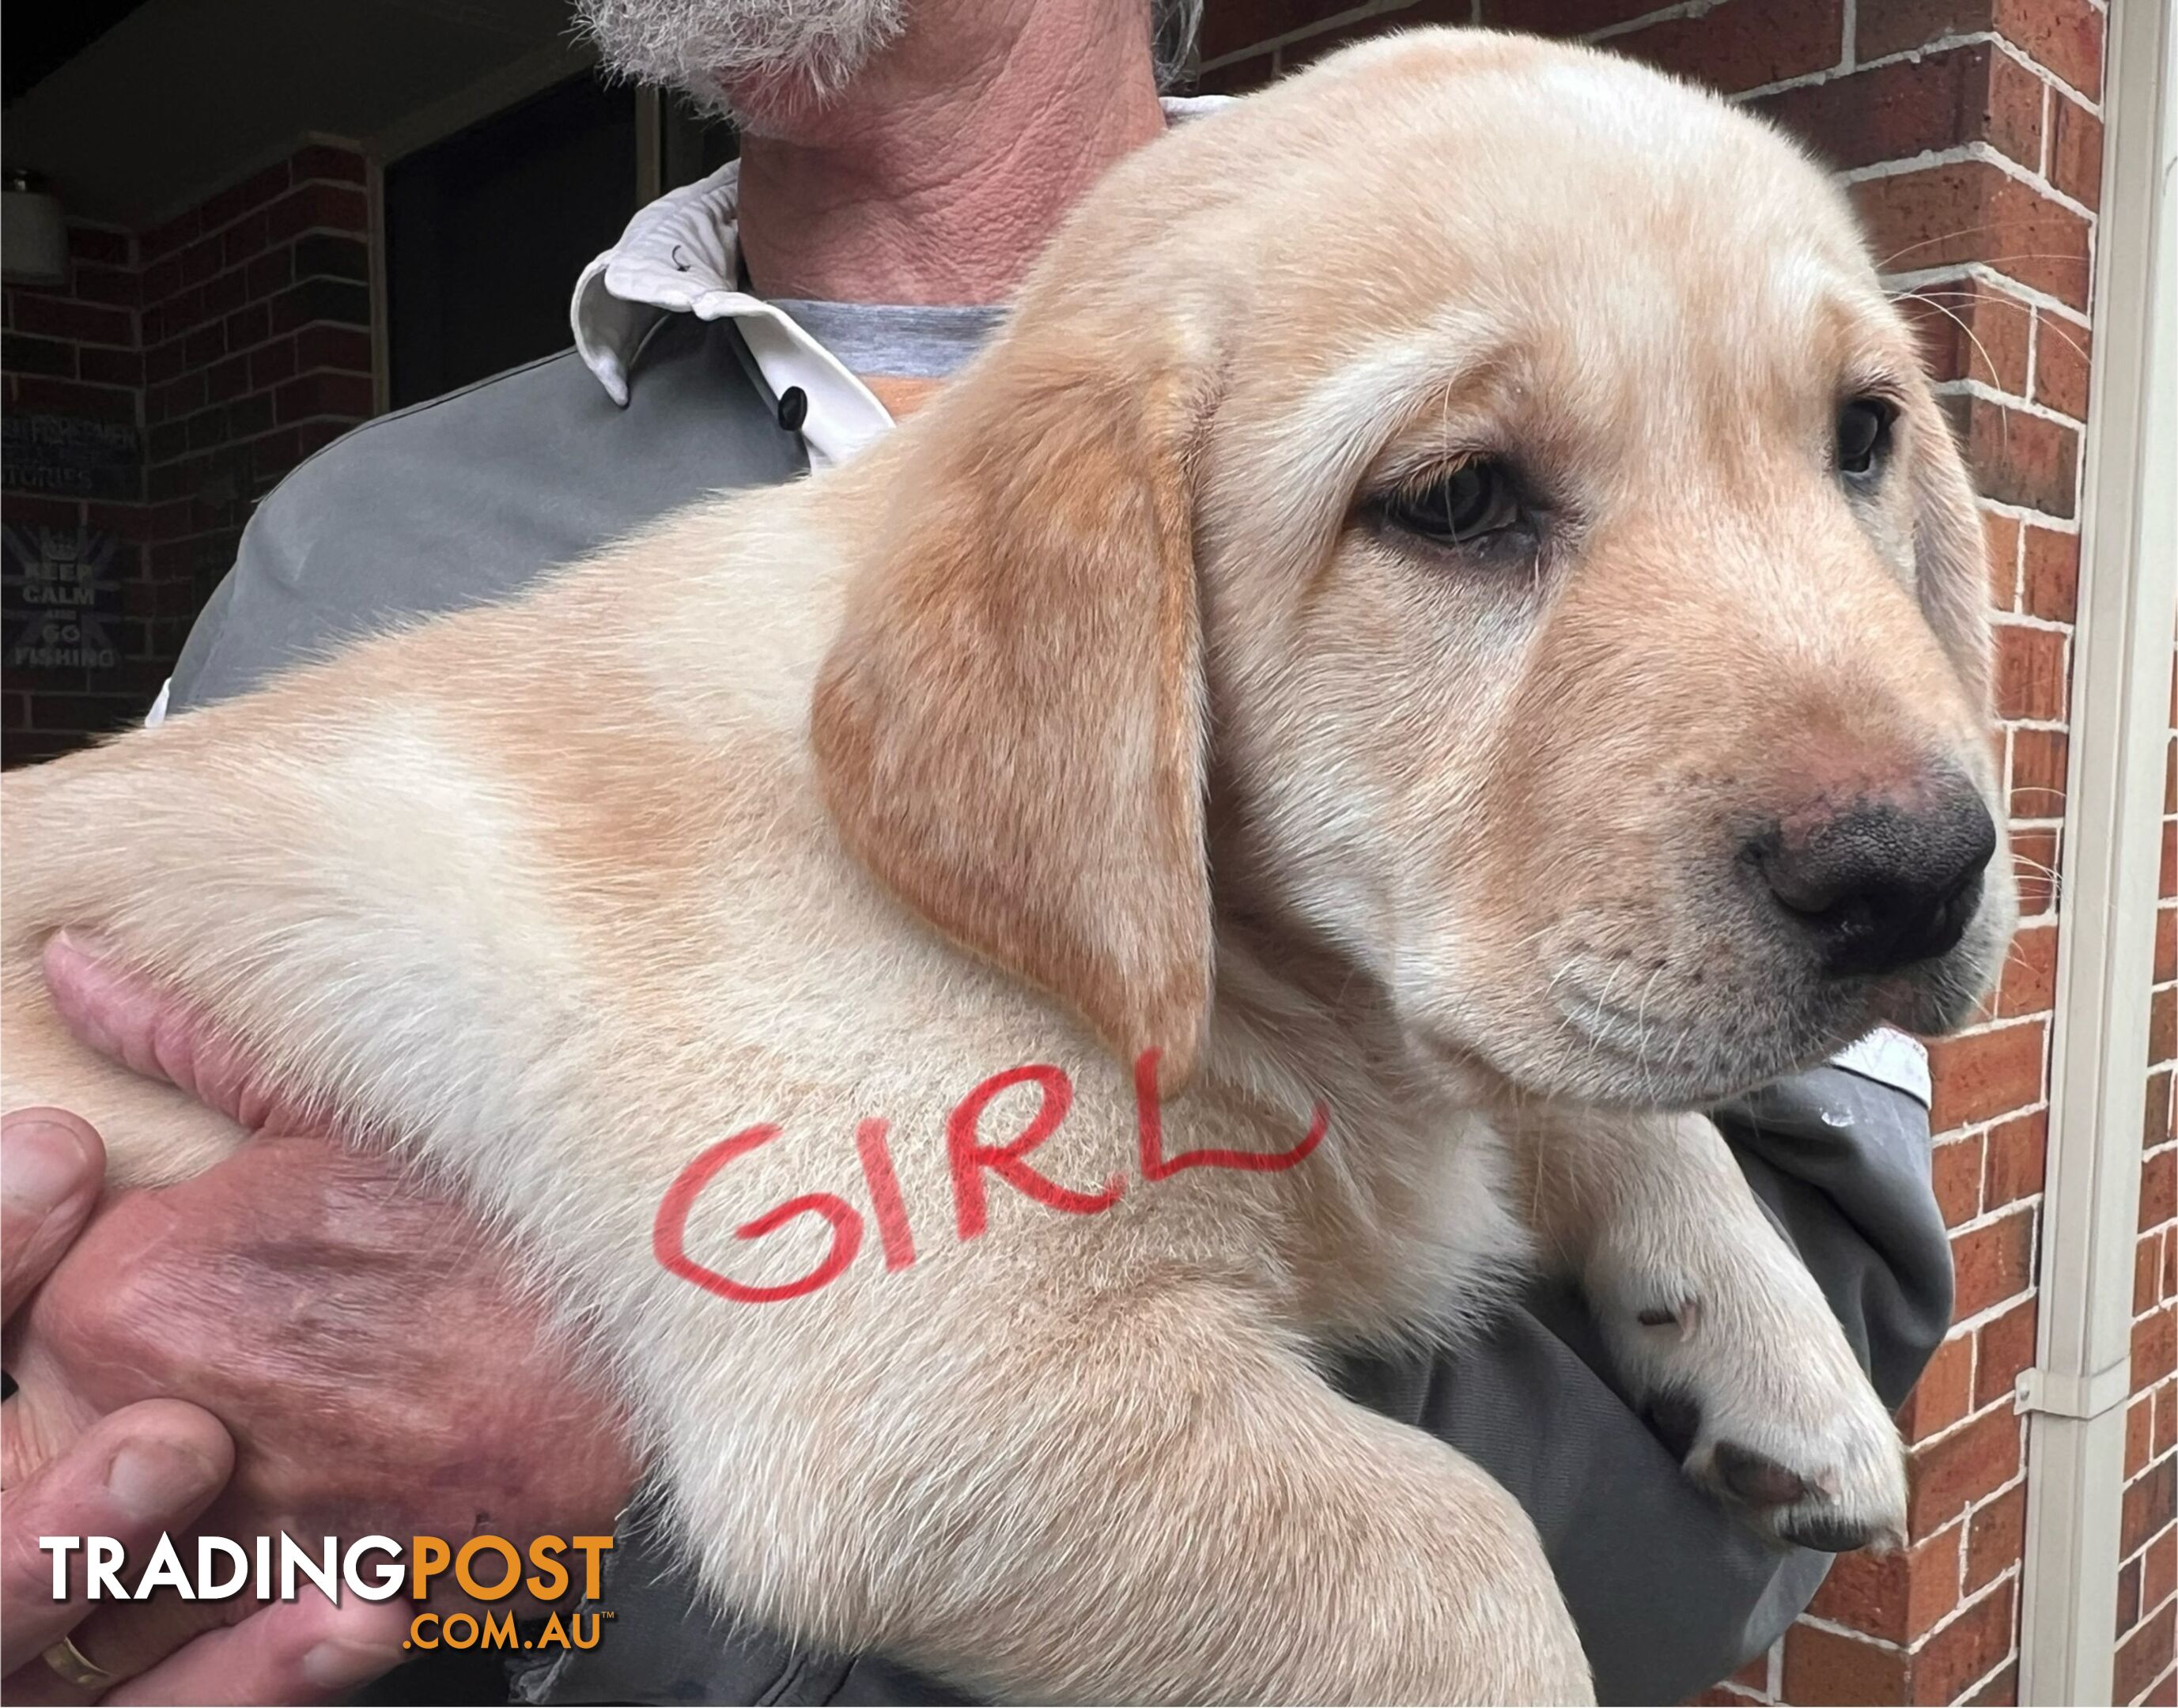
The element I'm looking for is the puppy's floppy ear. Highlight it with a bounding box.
[1906,395,1995,707]
[812,338,1217,1083]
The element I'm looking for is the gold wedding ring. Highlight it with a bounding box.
[41,1630,117,1693]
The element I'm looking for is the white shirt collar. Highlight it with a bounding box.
[569,95,1232,470]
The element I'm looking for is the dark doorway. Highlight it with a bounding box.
[384,73,638,409]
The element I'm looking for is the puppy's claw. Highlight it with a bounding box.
[1711,1441,1815,1509]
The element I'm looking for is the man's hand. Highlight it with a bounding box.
[2,937,640,1699]
[2,1109,412,1702]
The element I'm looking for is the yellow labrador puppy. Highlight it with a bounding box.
[2,29,2010,1704]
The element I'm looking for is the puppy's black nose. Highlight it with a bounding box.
[1754,776,1996,978]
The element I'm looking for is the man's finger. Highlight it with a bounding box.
[103,1592,412,1706]
[40,935,321,1138]
[0,1400,233,1673]
[1,1111,104,1321]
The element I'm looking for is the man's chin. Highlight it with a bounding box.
[718,66,853,135]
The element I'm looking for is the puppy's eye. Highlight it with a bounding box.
[1382,460,1524,546]
[1836,398,1895,478]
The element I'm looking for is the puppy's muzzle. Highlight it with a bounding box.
[1748,767,1996,980]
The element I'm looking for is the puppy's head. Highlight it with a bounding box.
[814,30,2014,1109]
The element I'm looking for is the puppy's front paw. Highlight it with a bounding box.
[1614,1287,1908,1554]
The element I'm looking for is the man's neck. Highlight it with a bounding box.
[733,0,1166,306]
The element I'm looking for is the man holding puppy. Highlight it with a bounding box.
[0,1,1952,1702]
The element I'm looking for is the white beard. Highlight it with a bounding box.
[574,0,909,116]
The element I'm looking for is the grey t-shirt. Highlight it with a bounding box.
[168,307,1952,1708]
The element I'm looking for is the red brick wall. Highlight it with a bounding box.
[1193,2,2111,1702]
[136,145,376,682]
[2,225,160,764]
[2123,660,2178,1706]
[1,142,378,765]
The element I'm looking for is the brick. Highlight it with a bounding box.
[2032,313,2092,421]
[10,293,132,347]
[294,418,356,459]
[268,278,369,336]
[1855,161,2092,311]
[1783,1622,1908,1706]
[199,266,247,322]
[248,337,298,391]
[289,144,369,185]
[205,353,249,405]
[2010,727,2069,826]
[9,376,137,424]
[2017,822,2063,913]
[1930,1021,2046,1130]
[1908,1577,2016,1706]
[1193,53,1276,96]
[226,392,274,440]
[1753,46,2034,175]
[183,322,224,371]
[1895,274,2031,395]
[70,262,139,309]
[76,346,142,387]
[2136,1391,2162,1479]
[294,323,372,373]
[142,336,186,387]
[2117,1585,2176,1705]
[2003,723,2055,823]
[1902,1332,1977,1445]
[1474,0,1669,35]
[1993,623,2068,724]
[1809,1521,1963,1643]
[2146,1149,2177,1234]
[138,206,200,263]
[2147,1524,2177,1615]
[263,183,369,245]
[292,233,369,283]
[1965,1478,2026,1590]
[3,333,74,377]
[1934,1134,1986,1226]
[138,252,183,311]
[1590,0,1847,95]
[2020,525,2078,622]
[2139,1313,2178,1393]
[221,210,271,270]
[1983,1110,2048,1207]
[2048,91,2103,211]
[223,302,270,355]
[66,225,129,266]
[247,250,292,301]
[2158,909,2177,984]
[2123,1552,2146,1637]
[2157,986,2178,1071]
[197,161,289,235]
[274,370,375,425]
[179,232,223,289]
[1911,1404,2023,1531]
[1856,0,2103,100]
[1975,1297,2037,1408]
[1983,509,2021,609]
[1953,1206,2037,1319]
[183,404,228,452]
[1962,1659,2017,1707]
[1945,393,2080,516]
[2128,1455,2178,1559]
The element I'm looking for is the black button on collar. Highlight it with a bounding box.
[777,386,808,433]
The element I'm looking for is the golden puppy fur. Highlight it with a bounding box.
[2,31,2011,1703]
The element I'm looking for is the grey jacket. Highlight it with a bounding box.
[168,314,1953,1707]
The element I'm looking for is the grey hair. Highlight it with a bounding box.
[1151,0,1204,89]
[577,0,1207,110]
